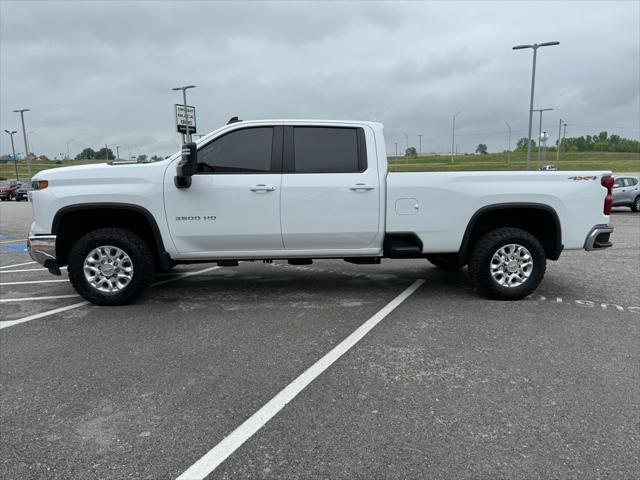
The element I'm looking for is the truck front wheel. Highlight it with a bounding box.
[468,227,546,300]
[67,228,154,306]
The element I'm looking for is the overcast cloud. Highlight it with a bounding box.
[1,0,638,158]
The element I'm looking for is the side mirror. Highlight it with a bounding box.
[175,142,197,189]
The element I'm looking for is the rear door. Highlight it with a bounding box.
[164,125,284,255]
[280,125,380,251]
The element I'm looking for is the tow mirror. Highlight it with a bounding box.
[175,142,197,189]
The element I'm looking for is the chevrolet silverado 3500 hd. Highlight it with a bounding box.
[27,119,614,305]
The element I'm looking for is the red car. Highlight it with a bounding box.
[0,180,17,201]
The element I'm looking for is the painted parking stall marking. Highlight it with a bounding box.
[176,279,425,480]
[0,265,221,330]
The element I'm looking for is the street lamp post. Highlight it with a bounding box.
[115,145,121,160]
[556,118,564,163]
[418,134,423,157]
[532,108,553,168]
[172,85,196,143]
[13,108,31,178]
[512,41,560,170]
[450,111,461,164]
[504,121,512,167]
[4,130,19,181]
[394,142,398,157]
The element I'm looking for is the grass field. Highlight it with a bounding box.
[1,151,638,180]
[388,151,640,173]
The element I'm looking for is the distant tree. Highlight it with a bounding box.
[137,154,148,162]
[94,147,114,160]
[38,154,50,162]
[150,155,163,162]
[561,131,639,153]
[516,137,536,150]
[405,146,417,158]
[75,147,96,160]
[475,144,488,154]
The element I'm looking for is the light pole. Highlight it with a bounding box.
[4,130,19,181]
[532,108,553,168]
[13,108,31,178]
[556,118,564,163]
[394,142,398,157]
[450,111,461,164]
[418,134,423,156]
[172,85,196,143]
[400,131,408,160]
[115,145,121,160]
[504,121,512,166]
[512,41,560,170]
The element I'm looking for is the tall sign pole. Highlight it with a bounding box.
[172,85,196,144]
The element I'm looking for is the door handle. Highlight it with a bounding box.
[250,184,276,192]
[350,183,375,191]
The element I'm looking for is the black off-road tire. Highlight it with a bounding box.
[631,196,640,212]
[67,228,154,306]
[426,254,465,271]
[468,227,546,301]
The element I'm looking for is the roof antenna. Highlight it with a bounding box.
[227,116,242,125]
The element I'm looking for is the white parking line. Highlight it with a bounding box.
[0,261,36,269]
[0,265,221,330]
[0,279,68,286]
[0,301,89,329]
[1,294,79,303]
[0,238,26,244]
[0,266,67,273]
[176,278,425,480]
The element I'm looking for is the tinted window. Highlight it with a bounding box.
[293,127,362,173]
[197,127,273,173]
[628,178,638,186]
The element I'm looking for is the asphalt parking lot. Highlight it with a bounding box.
[1,201,638,480]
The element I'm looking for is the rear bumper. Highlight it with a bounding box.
[27,235,61,275]
[584,224,614,251]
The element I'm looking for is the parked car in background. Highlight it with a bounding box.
[0,180,17,201]
[612,175,640,212]
[15,183,34,201]
[539,165,557,171]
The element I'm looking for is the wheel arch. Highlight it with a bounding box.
[459,203,563,262]
[52,203,171,270]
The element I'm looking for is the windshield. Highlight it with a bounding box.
[0,180,11,187]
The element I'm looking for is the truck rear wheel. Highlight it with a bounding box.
[67,228,154,306]
[426,254,464,270]
[468,227,546,300]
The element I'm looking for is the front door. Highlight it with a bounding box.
[280,125,381,251]
[164,125,284,256]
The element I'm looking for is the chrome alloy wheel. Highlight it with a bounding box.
[490,243,533,288]
[83,245,134,293]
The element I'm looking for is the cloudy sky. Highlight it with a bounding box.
[1,0,638,159]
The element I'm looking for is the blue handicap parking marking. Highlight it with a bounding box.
[0,243,28,252]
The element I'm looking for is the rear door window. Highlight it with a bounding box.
[292,127,365,173]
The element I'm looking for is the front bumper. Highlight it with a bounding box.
[584,224,614,251]
[27,235,61,275]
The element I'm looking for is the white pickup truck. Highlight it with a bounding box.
[27,119,614,305]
